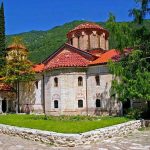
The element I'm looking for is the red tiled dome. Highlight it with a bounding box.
[6,44,28,52]
[71,22,103,31]
[67,22,108,38]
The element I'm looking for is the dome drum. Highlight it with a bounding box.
[67,23,109,51]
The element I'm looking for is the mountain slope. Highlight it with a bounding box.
[7,20,150,64]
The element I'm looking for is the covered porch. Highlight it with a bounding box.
[0,83,16,113]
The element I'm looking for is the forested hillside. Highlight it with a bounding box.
[6,20,150,64]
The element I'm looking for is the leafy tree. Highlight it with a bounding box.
[105,13,133,51]
[108,0,150,104]
[109,50,150,101]
[0,2,6,67]
[1,37,35,112]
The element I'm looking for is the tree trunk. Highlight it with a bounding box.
[16,81,20,113]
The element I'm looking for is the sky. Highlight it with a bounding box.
[0,0,148,35]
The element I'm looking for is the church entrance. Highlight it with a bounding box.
[2,99,7,113]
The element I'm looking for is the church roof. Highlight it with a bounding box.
[6,43,28,52]
[70,22,104,31]
[86,48,106,57]
[90,49,121,65]
[44,43,97,70]
[33,43,97,72]
[67,22,109,38]
[33,64,45,73]
[0,83,15,92]
[33,48,131,72]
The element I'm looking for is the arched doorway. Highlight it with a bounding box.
[2,99,7,113]
[123,99,131,115]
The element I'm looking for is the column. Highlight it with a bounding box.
[106,39,109,50]
[15,100,18,114]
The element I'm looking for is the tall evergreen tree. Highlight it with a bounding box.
[0,2,6,67]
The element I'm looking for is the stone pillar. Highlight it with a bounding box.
[83,34,88,50]
[72,35,78,48]
[100,33,106,50]
[106,39,109,50]
[16,100,18,114]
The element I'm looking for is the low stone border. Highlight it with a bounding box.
[0,120,142,147]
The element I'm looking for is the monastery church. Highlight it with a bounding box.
[0,22,123,116]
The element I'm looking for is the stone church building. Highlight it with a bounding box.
[0,22,123,116]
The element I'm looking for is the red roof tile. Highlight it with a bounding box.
[0,83,14,92]
[45,49,91,70]
[90,49,121,65]
[87,49,106,57]
[69,22,104,32]
[67,22,109,38]
[33,64,45,73]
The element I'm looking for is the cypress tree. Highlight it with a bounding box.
[0,2,5,67]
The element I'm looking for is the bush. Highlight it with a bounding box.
[126,108,143,119]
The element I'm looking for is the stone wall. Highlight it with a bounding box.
[0,120,142,147]
[87,65,122,116]
[19,74,44,113]
[44,68,87,116]
[43,65,122,116]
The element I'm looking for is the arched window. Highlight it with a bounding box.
[54,100,58,108]
[95,76,100,86]
[54,77,58,87]
[96,99,101,108]
[77,36,80,48]
[78,76,83,86]
[78,100,83,108]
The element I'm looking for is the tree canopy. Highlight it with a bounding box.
[108,0,150,102]
[1,37,35,84]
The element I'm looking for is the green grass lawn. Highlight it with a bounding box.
[0,114,130,133]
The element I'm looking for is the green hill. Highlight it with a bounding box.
[6,20,150,64]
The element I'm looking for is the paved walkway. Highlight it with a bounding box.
[0,129,150,150]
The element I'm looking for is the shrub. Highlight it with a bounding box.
[126,108,143,119]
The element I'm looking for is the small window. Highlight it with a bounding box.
[78,76,83,86]
[54,100,58,108]
[54,77,58,87]
[78,100,83,108]
[77,36,80,48]
[70,38,73,45]
[35,81,38,89]
[95,76,100,86]
[96,99,101,108]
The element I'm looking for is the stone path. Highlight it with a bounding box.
[0,129,150,150]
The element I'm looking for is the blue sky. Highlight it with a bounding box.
[0,0,148,35]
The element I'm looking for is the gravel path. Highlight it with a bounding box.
[0,129,150,150]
